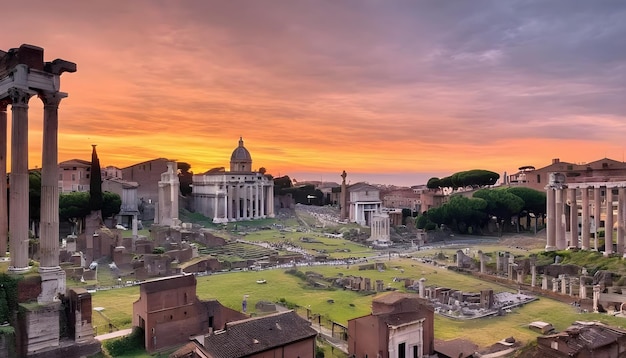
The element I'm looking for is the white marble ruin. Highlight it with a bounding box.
[156,161,180,227]
[368,212,391,247]
[546,172,626,254]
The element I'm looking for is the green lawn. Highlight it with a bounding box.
[91,256,626,350]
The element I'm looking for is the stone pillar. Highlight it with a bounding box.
[456,250,463,267]
[478,250,485,273]
[579,279,587,299]
[268,184,275,218]
[546,187,556,251]
[418,278,426,298]
[594,187,602,250]
[593,285,601,313]
[531,265,536,287]
[227,185,232,221]
[617,187,626,256]
[561,276,567,295]
[605,187,614,255]
[0,101,8,257]
[555,188,566,250]
[260,184,265,217]
[552,278,558,293]
[581,187,590,250]
[542,276,548,290]
[340,171,347,220]
[213,194,219,221]
[568,187,578,248]
[8,87,34,273]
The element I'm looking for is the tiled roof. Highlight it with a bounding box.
[202,311,317,357]
[540,322,626,354]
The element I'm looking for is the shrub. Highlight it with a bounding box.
[103,327,144,356]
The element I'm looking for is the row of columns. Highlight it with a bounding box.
[217,183,274,222]
[546,182,626,254]
[2,78,68,303]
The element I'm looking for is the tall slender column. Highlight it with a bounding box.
[0,101,8,257]
[254,184,259,218]
[39,92,64,268]
[555,188,566,250]
[594,187,601,250]
[617,187,626,255]
[213,194,218,221]
[546,187,556,250]
[226,185,232,221]
[569,188,578,248]
[260,184,265,217]
[581,187,590,250]
[8,88,34,273]
[38,91,67,303]
[605,187,613,255]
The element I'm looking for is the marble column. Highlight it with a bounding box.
[594,187,602,250]
[581,187,590,250]
[531,265,536,287]
[478,250,485,273]
[560,276,567,295]
[418,278,426,298]
[542,276,548,290]
[260,184,265,217]
[568,188,578,248]
[8,88,34,273]
[546,187,556,251]
[268,184,275,217]
[0,101,8,257]
[213,194,219,221]
[38,93,68,303]
[556,188,566,250]
[579,280,587,299]
[552,278,558,293]
[227,186,232,221]
[593,285,601,313]
[617,187,625,255]
[605,188,614,255]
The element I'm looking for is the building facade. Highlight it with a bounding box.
[348,292,436,358]
[348,182,382,226]
[121,158,171,205]
[192,138,274,223]
[132,274,247,353]
[58,159,91,193]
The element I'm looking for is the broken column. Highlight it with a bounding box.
[418,278,426,298]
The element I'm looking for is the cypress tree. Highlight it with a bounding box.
[89,145,103,212]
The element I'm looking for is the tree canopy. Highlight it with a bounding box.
[427,170,500,190]
[89,145,103,211]
[177,162,193,196]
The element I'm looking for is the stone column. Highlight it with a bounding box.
[552,278,558,293]
[617,187,625,255]
[593,285,601,313]
[213,194,219,221]
[0,101,8,257]
[546,187,556,250]
[531,264,536,287]
[594,187,602,250]
[581,187,590,250]
[555,188,566,250]
[267,183,274,218]
[478,250,485,273]
[38,92,68,303]
[260,184,265,217]
[579,279,587,299]
[227,185,232,221]
[542,276,548,290]
[8,88,34,273]
[560,276,567,295]
[569,188,578,248]
[605,188,614,255]
[418,278,426,298]
[39,91,64,268]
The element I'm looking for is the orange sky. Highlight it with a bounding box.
[3,1,626,186]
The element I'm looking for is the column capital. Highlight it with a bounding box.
[0,98,9,110]
[7,87,34,108]
[39,91,67,108]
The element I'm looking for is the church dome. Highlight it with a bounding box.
[230,137,252,172]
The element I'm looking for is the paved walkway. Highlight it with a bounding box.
[310,323,349,354]
[95,328,132,341]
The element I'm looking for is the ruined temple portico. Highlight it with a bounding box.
[546,172,626,255]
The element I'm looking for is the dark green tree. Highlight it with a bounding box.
[28,170,42,234]
[177,162,193,196]
[88,145,103,211]
[60,191,90,234]
[473,189,524,234]
[506,187,546,231]
[426,177,441,189]
[444,195,488,234]
[102,191,122,219]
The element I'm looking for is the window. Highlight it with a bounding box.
[71,174,76,181]
[398,343,406,358]
[537,174,541,183]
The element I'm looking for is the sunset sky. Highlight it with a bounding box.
[3,1,626,186]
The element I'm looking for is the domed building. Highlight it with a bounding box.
[192,138,275,223]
